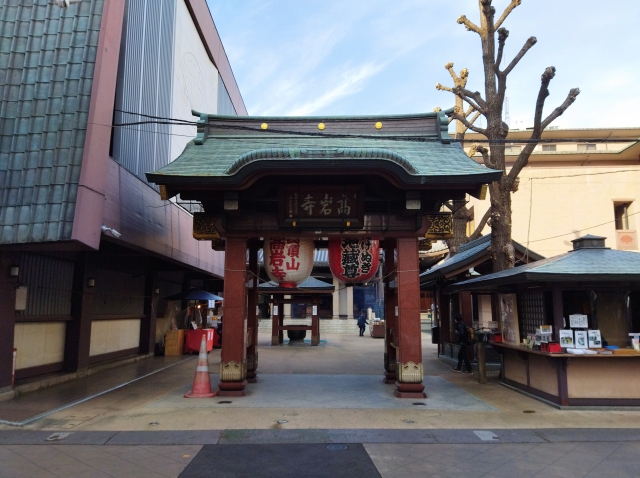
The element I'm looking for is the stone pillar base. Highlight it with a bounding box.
[383,371,396,384]
[246,375,259,384]
[394,382,426,399]
[311,335,319,346]
[218,380,247,396]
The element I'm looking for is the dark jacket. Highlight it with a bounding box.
[455,320,467,345]
[357,315,368,327]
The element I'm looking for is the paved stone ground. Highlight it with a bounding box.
[1,332,639,477]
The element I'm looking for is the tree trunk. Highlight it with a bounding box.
[489,179,515,270]
[446,199,470,255]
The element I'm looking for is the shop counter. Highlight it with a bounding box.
[492,342,640,407]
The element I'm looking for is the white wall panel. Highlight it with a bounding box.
[90,319,142,357]
[14,322,66,370]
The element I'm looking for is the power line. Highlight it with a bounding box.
[527,210,640,244]
[2,105,639,144]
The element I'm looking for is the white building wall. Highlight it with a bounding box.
[170,0,219,163]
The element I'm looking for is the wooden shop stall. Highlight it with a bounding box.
[449,235,640,408]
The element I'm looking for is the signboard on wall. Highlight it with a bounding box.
[279,186,364,228]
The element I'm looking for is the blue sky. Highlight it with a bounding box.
[207,0,640,128]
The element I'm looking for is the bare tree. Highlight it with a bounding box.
[438,0,580,271]
[435,65,486,255]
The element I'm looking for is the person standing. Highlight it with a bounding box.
[453,313,472,373]
[357,311,369,336]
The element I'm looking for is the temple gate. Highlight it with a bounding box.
[146,111,500,398]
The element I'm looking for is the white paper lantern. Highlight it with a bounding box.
[263,237,314,288]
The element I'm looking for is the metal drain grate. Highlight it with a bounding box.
[217,401,233,404]
[327,444,348,451]
[412,402,427,406]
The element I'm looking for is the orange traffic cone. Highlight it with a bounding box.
[184,335,216,398]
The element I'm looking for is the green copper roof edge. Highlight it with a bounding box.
[192,111,442,122]
[146,163,502,185]
[226,148,418,175]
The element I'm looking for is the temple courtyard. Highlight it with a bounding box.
[1,329,639,477]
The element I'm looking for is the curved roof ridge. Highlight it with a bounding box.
[226,147,418,175]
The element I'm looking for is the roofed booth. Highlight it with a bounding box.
[449,235,640,408]
[146,111,500,398]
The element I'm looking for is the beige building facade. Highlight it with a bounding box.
[464,127,640,257]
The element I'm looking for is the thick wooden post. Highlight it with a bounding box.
[271,297,279,346]
[395,238,426,398]
[552,285,569,406]
[246,240,259,383]
[64,253,95,373]
[383,240,397,384]
[0,253,18,389]
[311,298,320,346]
[477,341,487,384]
[218,238,248,396]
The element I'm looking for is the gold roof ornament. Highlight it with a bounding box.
[261,123,268,130]
[318,123,325,130]
[375,121,383,130]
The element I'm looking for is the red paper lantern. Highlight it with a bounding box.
[263,237,314,288]
[328,238,380,284]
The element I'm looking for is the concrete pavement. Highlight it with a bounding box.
[1,331,639,476]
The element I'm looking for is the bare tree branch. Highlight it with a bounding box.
[435,83,453,93]
[468,207,492,241]
[507,69,581,181]
[495,28,509,70]
[541,87,581,130]
[452,86,487,112]
[494,0,522,30]
[466,111,482,130]
[449,112,487,135]
[457,15,482,34]
[502,36,537,76]
[475,145,497,169]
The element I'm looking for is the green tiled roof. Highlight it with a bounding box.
[146,112,502,186]
[0,1,103,244]
[452,238,640,290]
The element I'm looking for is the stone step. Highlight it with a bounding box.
[257,319,362,335]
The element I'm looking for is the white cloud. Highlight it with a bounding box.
[285,62,386,116]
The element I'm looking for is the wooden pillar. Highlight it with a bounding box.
[139,265,158,355]
[278,296,284,343]
[218,237,248,396]
[383,241,397,384]
[395,237,426,398]
[311,298,320,346]
[246,240,259,382]
[0,253,18,389]
[271,298,279,346]
[64,253,95,373]
[552,285,569,406]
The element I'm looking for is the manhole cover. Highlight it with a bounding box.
[327,444,348,451]
[412,402,427,406]
[217,401,233,404]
